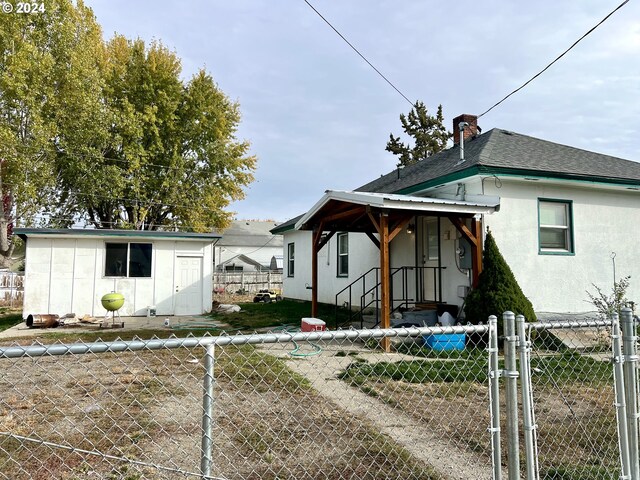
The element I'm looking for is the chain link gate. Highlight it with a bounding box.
[1,325,502,480]
[490,309,638,480]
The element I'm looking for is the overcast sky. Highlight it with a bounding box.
[86,0,640,222]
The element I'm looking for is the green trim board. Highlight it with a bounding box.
[395,165,640,196]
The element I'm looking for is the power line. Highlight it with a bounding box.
[302,0,414,107]
[478,0,629,118]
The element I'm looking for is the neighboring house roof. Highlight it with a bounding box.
[217,254,268,270]
[215,220,283,248]
[270,215,303,235]
[357,128,640,194]
[15,228,221,242]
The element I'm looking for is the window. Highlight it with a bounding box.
[538,200,573,253]
[225,265,243,272]
[287,242,295,277]
[426,219,439,260]
[105,243,152,277]
[337,232,348,277]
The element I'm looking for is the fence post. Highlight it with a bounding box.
[200,344,215,479]
[488,315,502,480]
[621,307,639,479]
[503,311,520,479]
[612,312,632,479]
[516,315,538,480]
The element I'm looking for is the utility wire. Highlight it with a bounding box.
[302,0,414,107]
[478,0,629,118]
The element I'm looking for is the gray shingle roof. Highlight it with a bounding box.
[215,220,283,247]
[357,128,640,193]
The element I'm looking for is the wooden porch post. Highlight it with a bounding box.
[311,228,320,318]
[379,213,391,352]
[471,216,483,288]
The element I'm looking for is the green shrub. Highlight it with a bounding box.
[464,230,536,324]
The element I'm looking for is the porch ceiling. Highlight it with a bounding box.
[295,190,500,232]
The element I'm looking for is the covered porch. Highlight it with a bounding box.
[294,190,499,349]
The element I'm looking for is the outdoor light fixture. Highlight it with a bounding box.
[407,223,415,234]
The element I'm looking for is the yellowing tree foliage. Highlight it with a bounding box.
[0,0,256,266]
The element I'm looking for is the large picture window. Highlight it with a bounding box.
[105,243,152,277]
[287,242,295,277]
[538,200,573,254]
[337,232,348,277]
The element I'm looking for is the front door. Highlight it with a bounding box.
[421,217,441,303]
[175,256,203,315]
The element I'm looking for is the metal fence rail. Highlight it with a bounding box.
[0,317,631,480]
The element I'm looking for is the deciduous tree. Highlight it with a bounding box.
[0,0,101,266]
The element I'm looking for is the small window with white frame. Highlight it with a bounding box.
[337,232,348,277]
[287,242,295,277]
[538,199,573,254]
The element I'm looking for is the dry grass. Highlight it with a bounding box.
[0,344,438,480]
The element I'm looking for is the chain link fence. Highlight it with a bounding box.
[524,317,619,480]
[0,316,632,480]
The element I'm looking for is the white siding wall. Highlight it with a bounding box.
[280,178,640,315]
[23,237,214,318]
[480,179,640,313]
[282,230,379,305]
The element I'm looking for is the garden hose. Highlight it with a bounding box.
[170,322,222,331]
[270,325,323,357]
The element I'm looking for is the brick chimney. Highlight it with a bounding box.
[453,114,479,145]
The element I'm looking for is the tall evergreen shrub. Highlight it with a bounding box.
[464,230,536,324]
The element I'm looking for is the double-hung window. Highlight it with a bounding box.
[538,200,573,254]
[287,243,295,277]
[337,232,348,277]
[105,243,153,277]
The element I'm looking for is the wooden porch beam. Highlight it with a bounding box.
[448,216,478,247]
[388,215,414,242]
[367,207,381,235]
[448,215,484,288]
[321,206,366,224]
[365,231,380,249]
[317,230,336,251]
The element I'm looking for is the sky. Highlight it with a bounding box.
[86,0,640,223]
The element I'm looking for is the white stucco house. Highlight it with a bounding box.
[16,228,220,318]
[214,220,283,272]
[272,114,640,324]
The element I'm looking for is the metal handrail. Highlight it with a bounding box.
[335,266,446,328]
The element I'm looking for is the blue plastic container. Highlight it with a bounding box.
[423,333,466,351]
